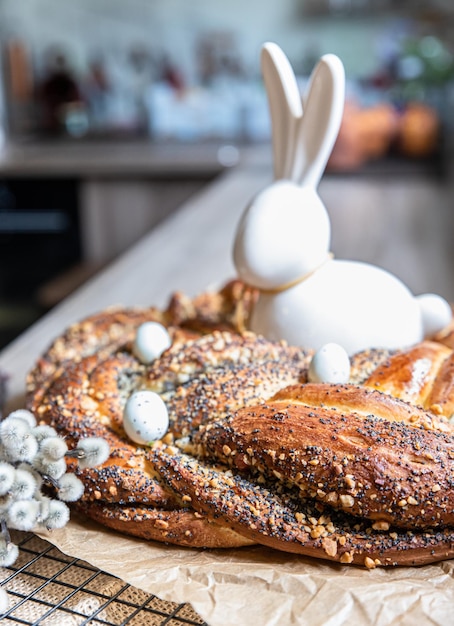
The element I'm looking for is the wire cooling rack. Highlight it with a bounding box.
[0,531,207,626]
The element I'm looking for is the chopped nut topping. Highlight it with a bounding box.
[339,494,355,508]
[372,520,390,531]
[322,537,338,557]
[340,552,354,564]
[333,464,343,476]
[154,519,169,529]
[162,432,174,445]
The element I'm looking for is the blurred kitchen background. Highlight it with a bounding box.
[0,0,454,348]
[2,0,454,146]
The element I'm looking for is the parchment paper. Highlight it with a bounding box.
[35,513,454,626]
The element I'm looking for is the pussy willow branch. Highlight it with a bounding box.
[0,371,8,421]
[1,518,11,544]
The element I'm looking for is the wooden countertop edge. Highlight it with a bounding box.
[0,142,269,177]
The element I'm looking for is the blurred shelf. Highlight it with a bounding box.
[327,152,449,179]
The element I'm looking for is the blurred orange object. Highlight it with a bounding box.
[396,102,440,158]
[328,101,399,171]
[356,103,399,159]
[328,99,439,171]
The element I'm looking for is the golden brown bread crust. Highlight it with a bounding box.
[75,501,255,548]
[35,353,178,507]
[33,320,310,549]
[27,307,165,413]
[191,391,454,529]
[27,282,454,564]
[363,341,454,414]
[155,332,310,437]
[348,347,393,384]
[146,330,307,394]
[163,358,310,437]
[165,279,258,334]
[27,279,257,412]
[151,447,454,567]
[36,329,310,454]
[271,382,453,433]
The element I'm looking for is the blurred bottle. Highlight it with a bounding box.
[2,37,34,139]
[83,57,110,132]
[38,47,88,137]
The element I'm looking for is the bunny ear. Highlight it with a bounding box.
[261,42,303,180]
[289,53,345,187]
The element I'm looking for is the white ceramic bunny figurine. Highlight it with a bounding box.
[233,42,452,354]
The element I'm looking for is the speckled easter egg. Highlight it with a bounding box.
[123,390,169,445]
[416,293,452,338]
[308,342,350,384]
[133,322,171,364]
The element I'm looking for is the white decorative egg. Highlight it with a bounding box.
[416,293,452,338]
[308,342,351,384]
[133,322,171,364]
[123,391,169,445]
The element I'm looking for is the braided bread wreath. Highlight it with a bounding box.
[27,280,454,568]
